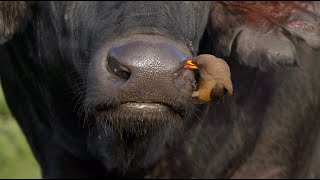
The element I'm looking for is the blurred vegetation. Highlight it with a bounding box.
[0,84,41,178]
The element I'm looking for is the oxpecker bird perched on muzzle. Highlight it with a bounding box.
[184,54,233,104]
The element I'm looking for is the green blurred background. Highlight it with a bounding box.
[0,84,41,178]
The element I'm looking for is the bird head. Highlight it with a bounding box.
[184,55,213,70]
[184,59,199,70]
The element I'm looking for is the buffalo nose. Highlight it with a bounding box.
[106,41,194,102]
[107,41,190,81]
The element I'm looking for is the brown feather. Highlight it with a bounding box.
[191,54,233,103]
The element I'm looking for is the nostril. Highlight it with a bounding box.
[107,53,131,80]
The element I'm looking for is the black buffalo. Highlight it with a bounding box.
[0,1,320,178]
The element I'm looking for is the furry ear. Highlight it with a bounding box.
[208,1,320,71]
[0,1,33,44]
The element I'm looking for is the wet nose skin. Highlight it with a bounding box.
[107,41,194,103]
[108,41,189,74]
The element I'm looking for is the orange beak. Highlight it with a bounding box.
[184,60,198,69]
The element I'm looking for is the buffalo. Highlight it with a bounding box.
[0,1,320,178]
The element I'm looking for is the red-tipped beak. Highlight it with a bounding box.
[184,60,198,69]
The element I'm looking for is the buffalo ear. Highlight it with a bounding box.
[0,1,33,44]
[207,2,320,71]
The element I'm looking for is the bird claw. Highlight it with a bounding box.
[191,91,200,98]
